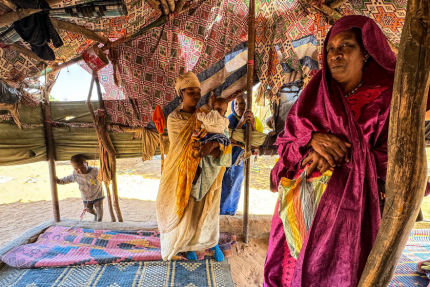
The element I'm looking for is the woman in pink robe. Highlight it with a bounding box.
[264,15,430,287]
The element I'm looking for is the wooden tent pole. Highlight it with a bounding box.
[41,87,60,222]
[86,75,117,222]
[0,8,41,29]
[358,0,430,286]
[0,0,16,11]
[94,76,123,222]
[103,183,117,222]
[9,43,45,63]
[243,0,256,244]
[51,18,109,44]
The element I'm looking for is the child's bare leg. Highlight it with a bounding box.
[94,200,103,222]
[86,202,97,221]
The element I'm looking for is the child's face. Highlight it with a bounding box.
[214,101,228,117]
[72,161,88,174]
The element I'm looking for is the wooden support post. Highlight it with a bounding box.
[94,76,123,222]
[50,18,109,45]
[9,43,44,63]
[243,0,255,244]
[41,88,60,222]
[358,0,430,286]
[87,76,117,223]
[0,8,41,29]
[0,0,16,11]
[103,182,116,222]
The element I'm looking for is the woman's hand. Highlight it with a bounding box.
[306,132,351,167]
[301,150,334,176]
[237,109,256,131]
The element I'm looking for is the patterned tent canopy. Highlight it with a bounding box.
[256,0,405,97]
[0,0,408,126]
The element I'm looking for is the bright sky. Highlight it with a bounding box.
[48,63,105,101]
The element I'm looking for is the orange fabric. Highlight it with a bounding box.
[152,105,165,134]
[174,108,209,219]
[292,177,306,242]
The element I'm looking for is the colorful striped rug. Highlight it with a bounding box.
[389,229,430,287]
[0,259,234,287]
[1,226,236,269]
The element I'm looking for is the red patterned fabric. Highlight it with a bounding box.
[88,0,248,126]
[347,85,389,120]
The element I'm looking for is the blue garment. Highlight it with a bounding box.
[220,109,245,215]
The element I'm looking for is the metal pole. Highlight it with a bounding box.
[41,89,60,222]
[243,0,256,244]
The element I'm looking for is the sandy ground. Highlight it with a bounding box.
[0,156,278,287]
[2,155,430,287]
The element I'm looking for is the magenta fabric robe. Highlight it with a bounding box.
[269,16,397,287]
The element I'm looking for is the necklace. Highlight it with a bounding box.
[344,81,364,98]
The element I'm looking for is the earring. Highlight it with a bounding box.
[363,53,370,63]
[179,96,183,103]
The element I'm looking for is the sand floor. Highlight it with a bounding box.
[0,156,278,287]
[1,155,430,287]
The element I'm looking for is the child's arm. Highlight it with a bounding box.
[56,174,76,185]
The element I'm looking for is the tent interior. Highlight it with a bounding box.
[1,0,430,286]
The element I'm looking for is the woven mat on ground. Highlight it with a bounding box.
[388,229,430,287]
[0,259,234,287]
[1,226,236,269]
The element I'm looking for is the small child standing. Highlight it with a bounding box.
[57,154,104,222]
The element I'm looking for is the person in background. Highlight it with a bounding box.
[266,116,276,136]
[220,93,264,215]
[57,154,104,222]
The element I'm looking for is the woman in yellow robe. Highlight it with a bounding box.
[156,72,232,261]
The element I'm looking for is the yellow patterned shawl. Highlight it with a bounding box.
[157,106,225,234]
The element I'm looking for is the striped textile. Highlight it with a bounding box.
[388,229,430,287]
[0,259,235,287]
[277,171,331,259]
[49,1,128,19]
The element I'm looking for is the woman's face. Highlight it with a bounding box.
[234,96,246,117]
[326,29,365,85]
[181,87,201,108]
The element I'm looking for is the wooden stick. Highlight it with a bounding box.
[51,18,109,44]
[167,0,175,12]
[0,0,16,11]
[87,76,118,222]
[159,0,170,15]
[103,182,117,222]
[9,43,45,63]
[174,0,186,13]
[329,0,348,8]
[94,76,123,222]
[41,87,61,222]
[358,0,430,286]
[0,8,41,29]
[146,0,161,10]
[243,0,255,244]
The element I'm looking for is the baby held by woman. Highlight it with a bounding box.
[193,97,231,158]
